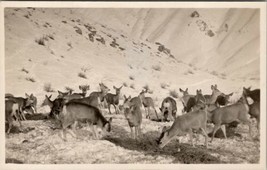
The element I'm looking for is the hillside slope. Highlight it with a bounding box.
[5,8,259,104]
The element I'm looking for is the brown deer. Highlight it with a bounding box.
[5,99,21,134]
[208,93,252,143]
[105,85,123,114]
[159,97,177,121]
[157,106,208,148]
[25,93,37,113]
[204,84,223,105]
[243,87,260,102]
[59,101,112,141]
[139,89,159,120]
[5,95,35,121]
[179,88,196,113]
[89,83,110,109]
[123,95,142,139]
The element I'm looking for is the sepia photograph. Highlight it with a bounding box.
[1,1,266,169]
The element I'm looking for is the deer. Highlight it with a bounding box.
[89,83,110,110]
[59,101,112,141]
[25,93,37,114]
[123,95,142,139]
[204,84,223,105]
[157,106,208,148]
[5,99,21,134]
[208,93,252,143]
[105,85,123,114]
[243,87,260,102]
[179,88,196,113]
[41,95,65,119]
[159,97,177,121]
[140,89,159,120]
[5,95,35,121]
[215,92,233,106]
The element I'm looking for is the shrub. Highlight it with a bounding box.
[169,89,178,98]
[152,65,161,71]
[123,82,128,87]
[43,83,55,92]
[130,84,135,89]
[160,83,168,89]
[78,72,87,79]
[25,77,36,83]
[21,68,29,74]
[211,71,218,76]
[35,37,45,46]
[129,75,135,80]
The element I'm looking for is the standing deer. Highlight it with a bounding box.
[159,97,177,121]
[89,83,110,110]
[105,85,123,114]
[123,95,142,139]
[5,95,35,121]
[243,87,260,102]
[140,89,159,119]
[204,84,223,105]
[179,88,196,113]
[5,100,21,134]
[25,93,37,114]
[208,93,252,142]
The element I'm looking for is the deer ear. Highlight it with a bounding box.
[48,94,52,99]
[179,88,183,92]
[123,95,127,100]
[186,88,188,92]
[87,85,90,90]
[128,95,131,99]
[113,86,116,89]
[215,84,217,89]
[109,117,112,123]
[120,85,123,89]
[58,90,62,94]
[248,86,251,90]
[228,92,233,96]
[211,85,214,90]
[79,85,82,90]
[25,93,30,98]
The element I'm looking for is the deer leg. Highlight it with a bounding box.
[153,107,159,120]
[113,104,118,114]
[93,125,99,140]
[221,125,227,139]
[201,127,208,148]
[147,107,151,119]
[108,103,112,114]
[135,126,138,140]
[68,127,77,139]
[189,129,195,147]
[211,124,221,143]
[130,127,134,139]
[7,117,13,134]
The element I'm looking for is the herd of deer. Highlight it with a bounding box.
[5,83,260,149]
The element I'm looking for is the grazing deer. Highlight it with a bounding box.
[157,106,208,148]
[5,95,35,121]
[59,101,112,141]
[179,88,196,113]
[208,93,252,143]
[123,95,142,139]
[105,85,123,114]
[243,87,260,102]
[5,99,21,134]
[41,95,53,108]
[25,93,37,113]
[89,83,110,109]
[204,84,223,105]
[159,97,177,121]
